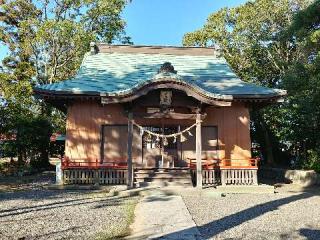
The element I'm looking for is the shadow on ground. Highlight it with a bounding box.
[148,192,319,240]
[299,228,320,240]
[0,193,132,218]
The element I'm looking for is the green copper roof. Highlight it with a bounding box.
[34,46,286,100]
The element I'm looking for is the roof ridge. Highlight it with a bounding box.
[96,43,215,49]
[94,43,220,56]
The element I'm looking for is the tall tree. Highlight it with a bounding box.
[0,0,131,168]
[183,0,312,165]
[0,0,131,85]
[281,0,320,170]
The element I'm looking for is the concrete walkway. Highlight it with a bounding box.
[126,189,202,240]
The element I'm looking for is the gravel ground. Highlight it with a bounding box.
[182,190,320,240]
[0,173,138,240]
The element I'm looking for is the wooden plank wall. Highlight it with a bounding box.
[65,101,251,166]
[204,103,252,166]
[103,125,128,161]
[180,126,219,160]
[65,102,127,161]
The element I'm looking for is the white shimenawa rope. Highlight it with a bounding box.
[132,120,201,139]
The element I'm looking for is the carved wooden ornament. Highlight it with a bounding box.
[160,90,172,106]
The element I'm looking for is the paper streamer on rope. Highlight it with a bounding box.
[163,137,168,146]
[131,120,201,141]
[180,133,187,142]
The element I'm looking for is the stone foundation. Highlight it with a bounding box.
[259,167,320,187]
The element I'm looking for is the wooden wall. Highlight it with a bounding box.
[203,103,252,166]
[180,126,218,161]
[65,101,251,166]
[65,102,127,161]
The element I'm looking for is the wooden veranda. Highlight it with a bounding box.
[58,156,259,186]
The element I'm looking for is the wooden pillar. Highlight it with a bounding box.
[94,169,100,185]
[221,169,226,186]
[196,113,202,188]
[94,158,100,185]
[127,112,134,188]
[100,125,105,164]
[56,160,63,185]
[253,169,258,185]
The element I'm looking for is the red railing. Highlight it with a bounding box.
[188,157,259,170]
[61,157,128,170]
[220,158,259,169]
[61,156,259,170]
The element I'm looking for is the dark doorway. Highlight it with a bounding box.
[142,126,180,168]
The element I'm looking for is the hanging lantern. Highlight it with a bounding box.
[180,133,187,142]
[187,130,193,136]
[163,137,168,146]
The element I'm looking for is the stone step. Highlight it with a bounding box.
[134,168,190,174]
[134,176,192,183]
[133,168,193,187]
[133,181,192,188]
[134,172,191,178]
[135,175,192,179]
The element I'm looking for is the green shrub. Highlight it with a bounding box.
[302,149,320,173]
[1,116,53,171]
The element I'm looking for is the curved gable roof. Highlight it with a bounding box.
[34,44,286,103]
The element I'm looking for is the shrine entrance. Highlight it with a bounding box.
[142,126,181,168]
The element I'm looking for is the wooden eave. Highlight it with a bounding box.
[34,79,286,107]
[100,79,233,107]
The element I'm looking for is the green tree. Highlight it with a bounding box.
[0,0,131,169]
[183,0,312,166]
[281,0,320,171]
[0,0,131,84]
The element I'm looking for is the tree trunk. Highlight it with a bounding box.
[251,110,275,166]
[17,150,24,166]
[260,120,274,166]
[16,126,25,167]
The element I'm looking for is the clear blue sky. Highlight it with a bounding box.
[0,0,246,62]
[123,0,247,46]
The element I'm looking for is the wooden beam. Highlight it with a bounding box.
[127,113,134,188]
[196,113,202,189]
[133,112,207,120]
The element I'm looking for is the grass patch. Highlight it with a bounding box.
[95,197,139,240]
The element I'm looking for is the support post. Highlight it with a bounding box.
[94,158,100,185]
[127,112,134,188]
[196,113,202,188]
[253,170,258,185]
[94,170,99,185]
[56,160,63,185]
[221,169,226,186]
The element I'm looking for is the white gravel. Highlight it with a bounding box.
[0,178,137,240]
[182,191,320,240]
